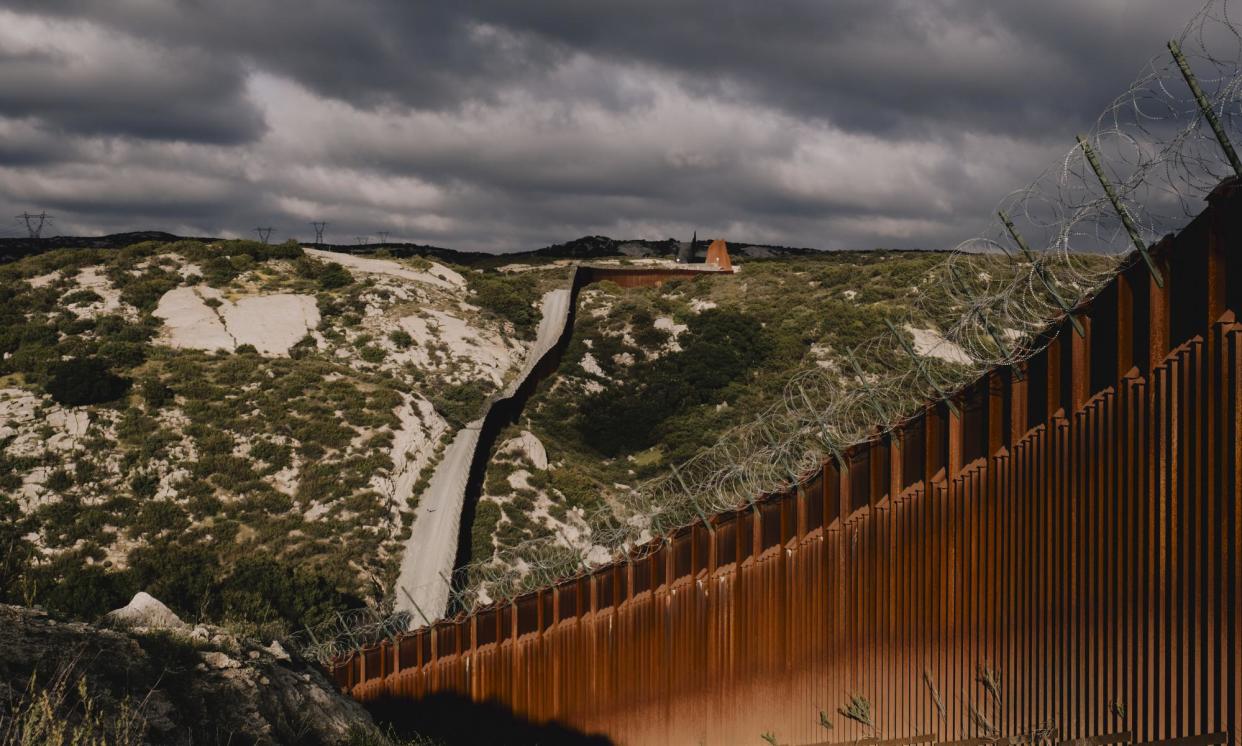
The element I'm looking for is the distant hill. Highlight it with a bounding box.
[0,232,482,264]
[519,235,822,261]
[1,232,827,265]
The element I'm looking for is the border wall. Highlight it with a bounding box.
[331,181,1242,746]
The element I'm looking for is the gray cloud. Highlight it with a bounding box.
[0,1,1211,250]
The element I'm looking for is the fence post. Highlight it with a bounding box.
[1069,313,1093,412]
[987,371,1006,457]
[888,432,903,499]
[999,210,1089,336]
[1169,39,1242,175]
[1115,270,1137,380]
[1076,137,1165,288]
[947,400,964,476]
[1009,363,1029,445]
[1146,236,1173,375]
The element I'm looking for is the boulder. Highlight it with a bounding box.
[0,604,378,745]
[104,591,189,631]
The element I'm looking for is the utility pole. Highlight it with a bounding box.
[254,227,273,244]
[377,231,390,246]
[311,221,327,246]
[16,212,51,239]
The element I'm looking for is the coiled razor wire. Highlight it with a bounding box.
[290,0,1242,664]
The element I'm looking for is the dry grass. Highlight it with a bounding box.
[968,701,999,738]
[0,656,148,746]
[977,664,1003,708]
[838,693,876,734]
[923,669,946,723]
[818,709,834,731]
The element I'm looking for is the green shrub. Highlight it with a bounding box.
[319,262,353,289]
[203,256,239,286]
[216,556,361,631]
[139,378,173,409]
[388,329,414,349]
[466,272,539,337]
[576,309,772,456]
[62,289,103,306]
[97,340,147,369]
[130,471,159,499]
[118,272,179,312]
[470,500,502,560]
[431,381,489,427]
[45,469,73,493]
[31,560,136,620]
[45,358,131,406]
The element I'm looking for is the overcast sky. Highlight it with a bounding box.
[0,1,1199,252]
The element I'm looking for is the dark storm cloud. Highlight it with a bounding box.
[11,1,1190,135]
[0,1,1210,250]
[0,14,263,144]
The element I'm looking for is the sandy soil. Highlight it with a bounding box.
[70,267,128,319]
[396,310,516,386]
[372,396,449,520]
[304,248,464,291]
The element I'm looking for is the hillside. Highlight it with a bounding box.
[467,250,996,577]
[1,233,1112,634]
[0,238,565,636]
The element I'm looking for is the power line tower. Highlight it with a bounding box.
[377,231,390,246]
[311,221,327,246]
[16,212,51,239]
[254,227,273,244]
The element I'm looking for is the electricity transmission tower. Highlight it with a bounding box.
[16,212,51,239]
[311,221,327,246]
[254,227,273,244]
[377,231,390,246]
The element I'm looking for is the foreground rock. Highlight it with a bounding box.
[103,591,189,631]
[0,603,376,745]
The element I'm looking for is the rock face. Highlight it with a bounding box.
[153,286,320,356]
[0,604,376,745]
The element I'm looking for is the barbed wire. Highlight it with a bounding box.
[290,0,1242,665]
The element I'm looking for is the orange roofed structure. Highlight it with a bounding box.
[704,239,732,271]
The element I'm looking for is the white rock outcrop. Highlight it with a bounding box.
[105,591,189,631]
[154,287,319,356]
[903,324,972,365]
[499,430,548,470]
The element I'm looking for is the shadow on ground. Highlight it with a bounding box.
[366,692,615,745]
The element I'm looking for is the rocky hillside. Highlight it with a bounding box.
[0,238,564,636]
[467,249,1060,573]
[0,598,380,745]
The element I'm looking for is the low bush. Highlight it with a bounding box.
[45,358,130,406]
[470,500,502,561]
[388,329,414,349]
[466,272,539,337]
